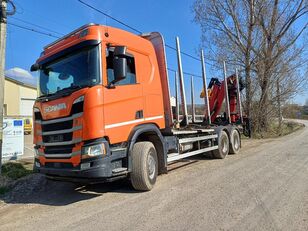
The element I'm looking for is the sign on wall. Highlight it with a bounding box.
[1,118,24,159]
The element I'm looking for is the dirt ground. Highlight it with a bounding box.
[0,120,307,231]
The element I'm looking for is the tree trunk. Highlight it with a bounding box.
[258,68,270,133]
[245,60,252,121]
[277,79,282,133]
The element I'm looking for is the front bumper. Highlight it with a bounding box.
[34,146,128,182]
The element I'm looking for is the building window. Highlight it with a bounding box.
[106,49,136,85]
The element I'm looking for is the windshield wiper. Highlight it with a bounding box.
[39,85,90,101]
[38,92,55,99]
[56,85,82,94]
[56,84,90,94]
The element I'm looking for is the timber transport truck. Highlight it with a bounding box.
[31,24,250,191]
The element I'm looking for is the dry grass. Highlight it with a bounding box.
[253,120,304,139]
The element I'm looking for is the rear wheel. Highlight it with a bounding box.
[229,129,240,154]
[130,142,158,191]
[212,130,229,159]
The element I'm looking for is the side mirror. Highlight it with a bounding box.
[110,46,128,86]
[113,57,127,83]
[30,63,40,72]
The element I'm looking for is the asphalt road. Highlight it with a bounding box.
[0,120,307,231]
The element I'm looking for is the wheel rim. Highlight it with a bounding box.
[233,132,239,150]
[222,137,228,153]
[148,153,156,180]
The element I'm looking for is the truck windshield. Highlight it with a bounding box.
[39,45,100,96]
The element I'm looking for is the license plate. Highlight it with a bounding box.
[49,135,64,142]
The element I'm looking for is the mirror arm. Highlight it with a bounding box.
[106,82,116,89]
[30,63,41,72]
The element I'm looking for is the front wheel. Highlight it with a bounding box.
[130,142,158,191]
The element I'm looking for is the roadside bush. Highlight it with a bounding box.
[0,162,33,195]
[1,162,32,180]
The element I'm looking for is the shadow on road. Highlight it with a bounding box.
[0,153,214,207]
[168,153,213,171]
[1,176,136,207]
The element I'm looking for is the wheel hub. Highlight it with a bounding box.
[148,154,156,180]
[234,134,239,150]
[222,137,228,153]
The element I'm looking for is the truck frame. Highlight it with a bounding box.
[32,24,249,191]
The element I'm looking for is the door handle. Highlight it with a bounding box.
[135,110,144,119]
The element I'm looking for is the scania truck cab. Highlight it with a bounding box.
[32,24,245,191]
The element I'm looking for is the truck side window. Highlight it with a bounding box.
[106,49,136,85]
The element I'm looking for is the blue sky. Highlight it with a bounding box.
[5,0,308,105]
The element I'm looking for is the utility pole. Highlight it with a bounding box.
[0,0,8,175]
[0,0,14,174]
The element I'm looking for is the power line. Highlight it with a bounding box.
[8,22,60,38]
[6,0,16,16]
[8,21,216,79]
[167,67,212,80]
[8,22,209,79]
[8,2,219,76]
[11,1,72,31]
[76,0,208,64]
[8,20,208,79]
[77,0,142,34]
[164,44,201,62]
[10,17,64,36]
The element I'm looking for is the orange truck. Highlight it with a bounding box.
[31,24,249,191]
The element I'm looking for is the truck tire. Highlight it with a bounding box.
[130,141,158,191]
[229,129,240,154]
[212,130,229,159]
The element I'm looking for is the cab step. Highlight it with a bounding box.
[112,167,128,174]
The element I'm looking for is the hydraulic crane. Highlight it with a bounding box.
[200,73,250,136]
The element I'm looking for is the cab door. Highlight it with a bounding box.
[103,47,143,144]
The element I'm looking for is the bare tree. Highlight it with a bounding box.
[193,0,257,121]
[193,0,308,134]
[253,0,307,131]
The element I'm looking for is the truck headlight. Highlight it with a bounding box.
[82,143,106,158]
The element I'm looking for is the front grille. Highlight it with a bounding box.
[41,120,73,132]
[45,145,74,154]
[36,100,84,159]
[42,132,73,143]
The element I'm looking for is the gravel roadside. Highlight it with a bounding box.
[0,120,307,231]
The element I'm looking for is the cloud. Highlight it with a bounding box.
[5,67,37,87]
